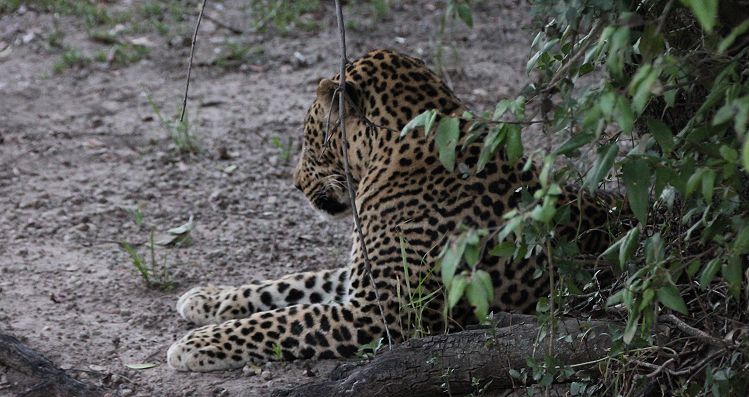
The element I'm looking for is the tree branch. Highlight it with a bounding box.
[0,333,103,397]
[272,314,613,397]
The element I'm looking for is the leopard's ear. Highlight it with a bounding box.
[316,78,339,104]
[316,78,361,117]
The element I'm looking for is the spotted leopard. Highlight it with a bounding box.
[167,49,619,371]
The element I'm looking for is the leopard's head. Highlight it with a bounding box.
[293,49,465,217]
[293,78,367,218]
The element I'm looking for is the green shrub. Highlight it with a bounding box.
[423,1,749,394]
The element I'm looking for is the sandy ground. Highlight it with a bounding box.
[0,1,538,395]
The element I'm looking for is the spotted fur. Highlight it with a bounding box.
[167,49,619,371]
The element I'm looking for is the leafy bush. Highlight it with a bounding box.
[417,0,749,394]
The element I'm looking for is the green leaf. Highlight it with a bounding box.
[736,96,749,135]
[489,241,515,257]
[126,363,158,370]
[629,64,659,114]
[601,235,624,262]
[493,100,511,120]
[681,0,718,32]
[466,282,490,322]
[713,103,735,126]
[743,137,749,173]
[424,110,438,137]
[623,313,639,344]
[435,116,460,172]
[734,224,749,254]
[606,289,625,306]
[477,124,506,173]
[701,169,716,203]
[499,216,523,241]
[614,95,635,134]
[584,144,618,192]
[648,119,674,154]
[464,242,481,267]
[718,20,749,53]
[723,256,742,298]
[456,3,473,28]
[639,26,664,61]
[555,132,594,155]
[639,288,655,312]
[657,283,688,315]
[720,145,738,163]
[686,260,702,278]
[474,269,495,302]
[619,227,641,268]
[645,233,664,266]
[447,274,468,310]
[606,27,631,79]
[699,259,721,288]
[530,196,557,224]
[439,238,465,290]
[621,158,650,224]
[506,125,523,164]
[686,168,704,197]
[400,109,436,137]
[167,214,194,235]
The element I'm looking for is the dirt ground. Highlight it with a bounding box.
[0,1,539,396]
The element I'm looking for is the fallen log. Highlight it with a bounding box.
[273,314,614,397]
[0,332,103,397]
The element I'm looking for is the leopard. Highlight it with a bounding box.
[166,49,621,371]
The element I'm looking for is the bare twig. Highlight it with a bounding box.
[333,0,393,350]
[659,314,728,347]
[180,0,208,124]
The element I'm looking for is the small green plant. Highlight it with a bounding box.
[119,212,193,290]
[147,96,200,155]
[120,231,175,290]
[213,42,263,69]
[246,0,321,33]
[140,1,164,19]
[356,337,383,360]
[130,206,145,227]
[469,377,492,397]
[109,43,149,67]
[371,0,390,21]
[437,228,494,327]
[272,342,283,361]
[434,0,474,77]
[270,136,294,163]
[46,28,65,49]
[397,235,440,338]
[53,48,90,73]
[440,366,456,395]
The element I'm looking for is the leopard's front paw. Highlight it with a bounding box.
[167,326,246,372]
[176,285,243,325]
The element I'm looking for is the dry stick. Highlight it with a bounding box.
[333,0,393,350]
[180,0,208,124]
[659,314,728,348]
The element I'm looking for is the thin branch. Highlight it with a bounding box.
[659,314,728,348]
[333,0,393,350]
[180,0,208,124]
